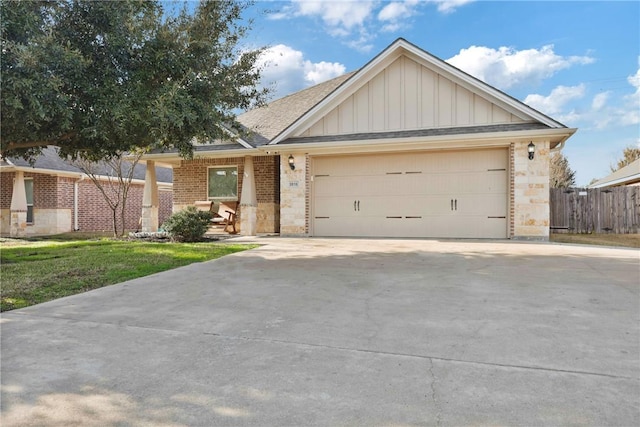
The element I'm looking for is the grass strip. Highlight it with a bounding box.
[550,233,640,248]
[1,240,256,312]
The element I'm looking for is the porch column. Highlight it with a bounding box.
[240,156,257,236]
[141,161,159,232]
[10,170,28,237]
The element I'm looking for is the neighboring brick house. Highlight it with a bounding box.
[1,147,172,236]
[139,38,576,240]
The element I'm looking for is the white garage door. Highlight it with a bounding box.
[311,148,508,238]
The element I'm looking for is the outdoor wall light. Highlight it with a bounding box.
[288,154,295,170]
[528,142,535,160]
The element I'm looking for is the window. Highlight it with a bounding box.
[207,166,238,200]
[24,178,34,224]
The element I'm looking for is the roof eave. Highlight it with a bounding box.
[589,174,640,188]
[0,165,84,179]
[261,127,577,155]
[138,147,260,167]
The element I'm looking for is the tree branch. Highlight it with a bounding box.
[1,134,77,154]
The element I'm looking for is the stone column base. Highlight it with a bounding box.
[240,205,257,236]
[10,210,27,237]
[141,206,159,232]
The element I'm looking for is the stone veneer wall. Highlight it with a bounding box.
[512,140,551,240]
[279,153,307,235]
[172,155,279,233]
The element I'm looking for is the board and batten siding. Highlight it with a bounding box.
[300,55,526,137]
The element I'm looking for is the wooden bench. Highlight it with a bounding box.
[194,201,238,234]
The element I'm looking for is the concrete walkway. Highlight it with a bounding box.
[1,238,638,426]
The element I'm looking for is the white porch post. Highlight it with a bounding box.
[240,156,257,236]
[10,170,28,237]
[141,161,159,232]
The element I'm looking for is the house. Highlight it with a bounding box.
[138,38,576,240]
[588,159,640,189]
[1,146,173,236]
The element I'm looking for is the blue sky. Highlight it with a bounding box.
[220,1,638,185]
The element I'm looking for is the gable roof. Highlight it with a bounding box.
[2,146,173,183]
[589,159,640,188]
[269,38,569,146]
[138,38,575,163]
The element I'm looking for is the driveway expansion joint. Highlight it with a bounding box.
[428,357,442,427]
[7,312,638,382]
[201,331,639,382]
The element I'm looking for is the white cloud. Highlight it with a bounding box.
[524,84,586,116]
[447,45,595,90]
[427,0,475,14]
[258,44,346,99]
[379,0,419,21]
[624,59,640,116]
[269,1,474,51]
[294,0,375,31]
[591,91,610,111]
[378,0,420,32]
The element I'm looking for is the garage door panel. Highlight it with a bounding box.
[312,149,508,238]
[456,194,507,216]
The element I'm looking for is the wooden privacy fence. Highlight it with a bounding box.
[550,187,640,234]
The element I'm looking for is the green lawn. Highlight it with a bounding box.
[0,238,256,312]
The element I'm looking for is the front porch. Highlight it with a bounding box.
[140,155,280,236]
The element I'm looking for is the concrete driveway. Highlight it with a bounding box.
[1,238,638,426]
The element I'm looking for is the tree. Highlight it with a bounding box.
[73,151,144,237]
[1,0,268,162]
[550,152,576,188]
[610,146,640,172]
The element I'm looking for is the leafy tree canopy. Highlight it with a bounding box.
[550,152,576,188]
[1,0,268,161]
[610,146,640,172]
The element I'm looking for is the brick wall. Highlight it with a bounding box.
[33,173,59,208]
[509,143,515,238]
[1,172,62,209]
[173,155,280,233]
[1,171,172,234]
[0,172,14,209]
[77,180,172,232]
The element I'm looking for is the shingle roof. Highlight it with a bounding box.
[589,158,640,188]
[4,146,173,183]
[237,72,356,144]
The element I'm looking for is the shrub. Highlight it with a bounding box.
[161,206,212,242]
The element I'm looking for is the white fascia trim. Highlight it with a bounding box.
[1,165,172,186]
[261,128,576,156]
[589,174,640,189]
[270,39,567,146]
[140,147,261,164]
[219,125,254,149]
[0,157,16,167]
[3,165,84,179]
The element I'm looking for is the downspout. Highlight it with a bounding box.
[74,175,85,231]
